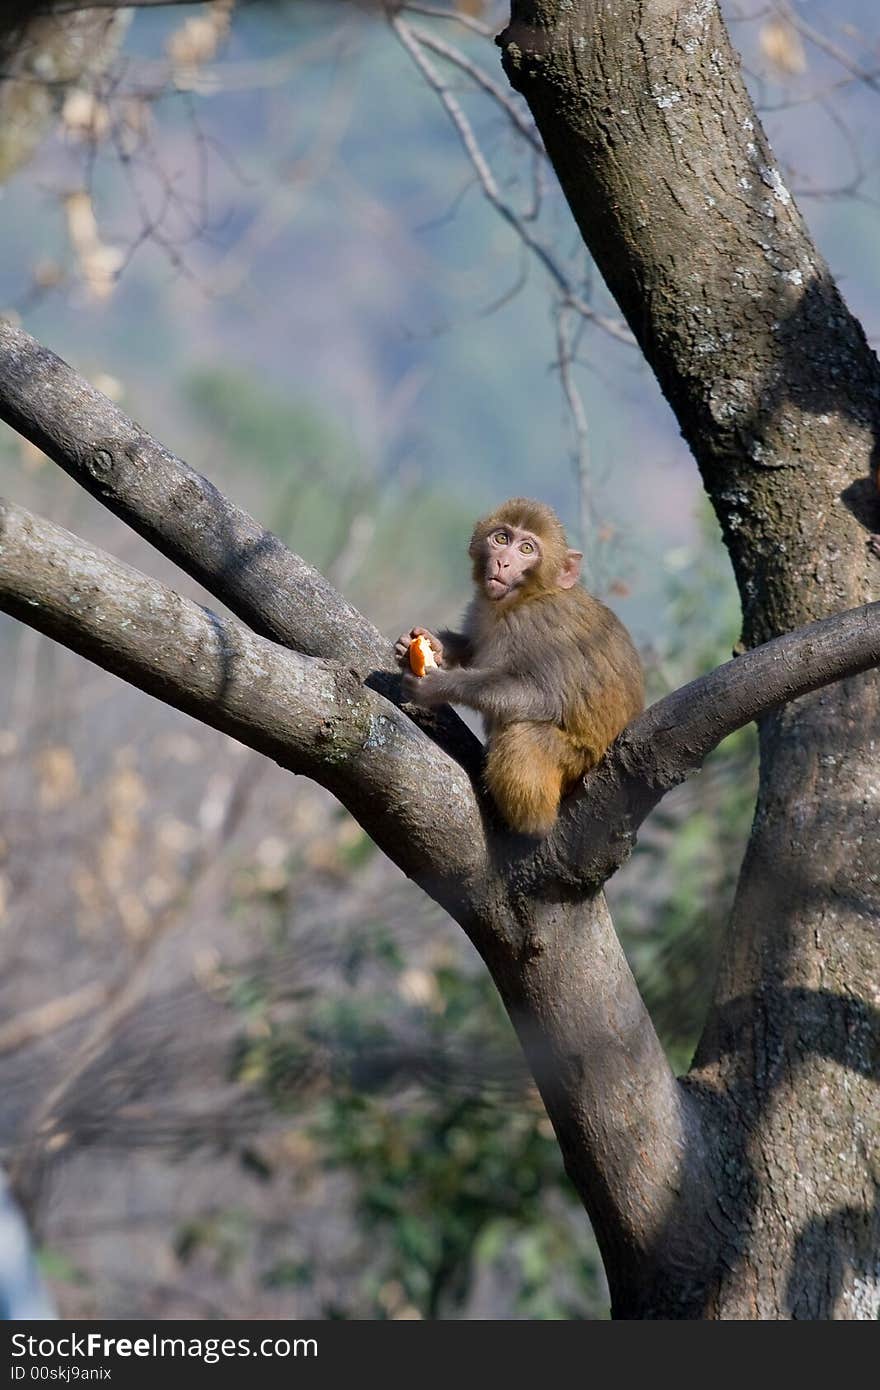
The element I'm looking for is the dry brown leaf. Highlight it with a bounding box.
[64,190,123,301]
[397,967,443,1012]
[760,19,807,76]
[167,0,234,85]
[61,89,110,143]
[37,744,80,810]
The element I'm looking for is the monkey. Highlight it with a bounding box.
[395,498,644,836]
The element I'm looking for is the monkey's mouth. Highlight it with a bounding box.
[486,577,510,598]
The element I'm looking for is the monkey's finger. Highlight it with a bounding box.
[411,626,444,656]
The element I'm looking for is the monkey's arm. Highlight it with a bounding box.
[404,667,562,723]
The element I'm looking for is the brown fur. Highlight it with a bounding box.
[397,499,644,835]
[484,723,585,836]
[462,500,644,834]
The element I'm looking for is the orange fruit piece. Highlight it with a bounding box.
[409,635,437,677]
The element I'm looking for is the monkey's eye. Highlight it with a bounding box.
[494,531,510,545]
[520,542,534,555]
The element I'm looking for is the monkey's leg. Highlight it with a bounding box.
[485,723,578,836]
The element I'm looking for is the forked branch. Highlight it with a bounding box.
[0,497,486,917]
[542,601,880,889]
[0,318,481,774]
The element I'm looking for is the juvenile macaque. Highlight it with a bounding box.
[395,498,644,836]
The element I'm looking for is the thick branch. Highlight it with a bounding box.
[490,892,705,1314]
[0,323,383,664]
[538,601,880,890]
[0,319,481,774]
[629,602,880,774]
[0,497,487,918]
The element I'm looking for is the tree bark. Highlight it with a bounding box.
[500,0,880,1317]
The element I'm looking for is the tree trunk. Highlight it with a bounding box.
[488,894,708,1315]
[500,0,880,1317]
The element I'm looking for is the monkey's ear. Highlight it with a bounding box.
[557,549,583,590]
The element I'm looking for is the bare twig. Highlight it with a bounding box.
[11,754,260,1170]
[408,22,544,155]
[401,3,493,39]
[391,15,633,345]
[555,303,593,576]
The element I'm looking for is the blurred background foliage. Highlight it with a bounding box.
[0,0,875,1317]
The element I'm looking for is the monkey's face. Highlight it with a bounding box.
[480,524,542,601]
[469,500,583,602]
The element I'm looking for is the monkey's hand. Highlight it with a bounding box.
[394,627,444,669]
[401,668,450,708]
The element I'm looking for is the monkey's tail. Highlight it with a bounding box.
[485,723,580,837]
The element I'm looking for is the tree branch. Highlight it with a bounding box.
[0,325,377,663]
[391,14,633,344]
[0,497,488,917]
[536,601,880,891]
[0,319,481,775]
